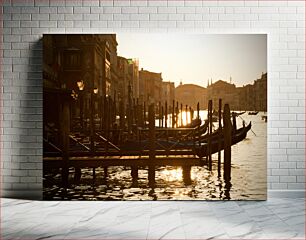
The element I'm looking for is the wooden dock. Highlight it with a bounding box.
[44,155,205,169]
[44,88,233,188]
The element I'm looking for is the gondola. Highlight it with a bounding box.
[179,118,202,128]
[195,122,251,157]
[232,111,246,116]
[121,122,252,158]
[155,119,209,137]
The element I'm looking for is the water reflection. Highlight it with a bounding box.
[44,111,267,200]
[160,168,183,182]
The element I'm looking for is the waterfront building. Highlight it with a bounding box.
[254,73,267,112]
[139,69,163,104]
[43,34,118,98]
[43,34,119,124]
[117,56,131,104]
[125,59,139,100]
[161,81,175,105]
[175,83,207,109]
[207,80,238,110]
[238,73,267,111]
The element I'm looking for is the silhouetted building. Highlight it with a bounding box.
[238,73,267,111]
[175,83,207,109]
[207,80,238,110]
[139,69,163,104]
[161,81,175,104]
[127,59,139,100]
[43,34,117,98]
[43,34,119,124]
[254,73,267,111]
[104,35,119,98]
[239,84,255,111]
[117,56,131,104]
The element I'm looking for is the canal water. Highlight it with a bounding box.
[43,111,267,200]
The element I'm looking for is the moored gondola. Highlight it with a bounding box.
[195,122,251,157]
[120,122,252,157]
[232,111,246,116]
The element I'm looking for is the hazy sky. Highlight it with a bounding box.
[117,34,267,88]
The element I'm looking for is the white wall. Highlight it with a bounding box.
[1,0,305,198]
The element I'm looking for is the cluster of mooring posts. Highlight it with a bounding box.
[44,88,235,190]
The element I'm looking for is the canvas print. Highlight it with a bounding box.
[43,34,267,200]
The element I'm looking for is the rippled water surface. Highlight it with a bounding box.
[44,111,267,200]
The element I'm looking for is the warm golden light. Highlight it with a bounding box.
[161,168,183,182]
[178,111,191,127]
[93,88,98,94]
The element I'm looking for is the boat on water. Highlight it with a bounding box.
[232,111,246,116]
[121,122,252,157]
[248,111,259,115]
[179,118,202,128]
[212,110,245,119]
[157,118,208,133]
[195,122,251,157]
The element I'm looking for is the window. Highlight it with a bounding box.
[63,50,81,69]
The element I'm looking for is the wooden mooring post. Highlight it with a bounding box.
[113,92,117,123]
[90,92,96,184]
[218,98,222,177]
[119,99,125,130]
[131,166,138,187]
[159,101,162,127]
[185,105,188,125]
[61,98,70,189]
[232,111,237,131]
[132,98,136,125]
[127,86,132,133]
[99,96,103,131]
[176,101,179,127]
[137,102,144,128]
[90,92,95,154]
[180,103,183,127]
[148,103,156,187]
[197,102,200,120]
[103,166,108,181]
[105,97,110,151]
[161,106,164,128]
[183,166,192,185]
[143,101,146,127]
[172,100,175,128]
[223,103,232,182]
[165,101,168,129]
[208,100,212,171]
[79,91,84,130]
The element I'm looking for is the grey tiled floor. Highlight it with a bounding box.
[1,198,305,239]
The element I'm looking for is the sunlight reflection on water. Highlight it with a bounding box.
[44,111,267,200]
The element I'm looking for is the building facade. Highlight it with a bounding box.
[127,59,140,100]
[117,56,131,104]
[207,80,238,110]
[175,83,207,110]
[43,34,118,98]
[161,81,175,105]
[139,69,163,104]
[254,73,267,112]
[238,73,267,111]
